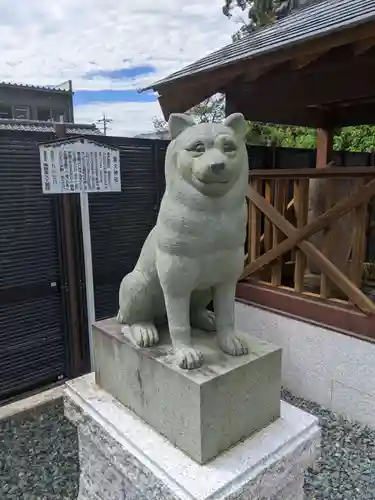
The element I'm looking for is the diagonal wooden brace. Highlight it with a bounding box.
[243,178,375,276]
[243,179,375,314]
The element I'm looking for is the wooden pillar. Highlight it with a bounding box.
[305,127,335,288]
[224,93,237,117]
[307,126,356,296]
[316,128,333,169]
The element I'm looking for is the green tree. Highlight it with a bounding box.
[223,0,298,40]
[152,117,169,134]
[249,124,375,152]
[334,126,375,153]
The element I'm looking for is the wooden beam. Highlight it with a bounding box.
[244,62,375,110]
[244,65,275,83]
[320,179,334,298]
[264,180,273,252]
[350,180,368,287]
[328,101,375,127]
[271,180,287,285]
[237,280,375,342]
[293,179,309,292]
[249,167,375,180]
[291,50,327,70]
[158,69,247,119]
[249,179,261,262]
[245,185,375,314]
[228,47,375,126]
[280,21,375,71]
[158,86,218,120]
[242,177,375,280]
[353,37,375,56]
[157,69,243,119]
[230,94,375,127]
[225,99,323,127]
[304,241,372,312]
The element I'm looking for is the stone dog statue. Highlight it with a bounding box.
[118,112,249,369]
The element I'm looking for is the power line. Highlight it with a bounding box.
[96,113,113,136]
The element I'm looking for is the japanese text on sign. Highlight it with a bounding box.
[39,139,121,194]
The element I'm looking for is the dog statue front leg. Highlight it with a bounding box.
[163,293,204,370]
[214,281,248,356]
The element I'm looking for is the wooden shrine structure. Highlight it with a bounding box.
[143,0,375,341]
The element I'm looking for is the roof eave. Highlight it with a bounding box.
[140,7,375,94]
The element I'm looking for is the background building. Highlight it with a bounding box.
[0,80,102,135]
[135,130,170,139]
[0,80,74,123]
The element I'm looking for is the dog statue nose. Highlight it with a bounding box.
[210,162,226,175]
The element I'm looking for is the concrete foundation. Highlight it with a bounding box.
[235,300,375,429]
[64,374,320,500]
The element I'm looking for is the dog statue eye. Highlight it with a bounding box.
[188,141,205,154]
[223,141,236,153]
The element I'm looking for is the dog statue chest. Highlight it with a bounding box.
[195,249,244,289]
[157,203,246,257]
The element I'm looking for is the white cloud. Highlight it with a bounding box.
[0,0,237,88]
[0,0,239,133]
[74,100,164,137]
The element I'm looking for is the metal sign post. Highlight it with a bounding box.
[79,190,96,368]
[39,137,121,371]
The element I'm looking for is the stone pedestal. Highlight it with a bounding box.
[64,374,320,500]
[92,319,282,463]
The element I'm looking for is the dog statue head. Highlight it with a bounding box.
[165,113,248,198]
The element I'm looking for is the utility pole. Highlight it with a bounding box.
[97,113,113,136]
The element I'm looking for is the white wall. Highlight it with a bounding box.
[235,301,375,428]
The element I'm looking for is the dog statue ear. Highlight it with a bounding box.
[223,113,246,138]
[168,113,195,139]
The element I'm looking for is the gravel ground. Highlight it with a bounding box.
[0,399,79,500]
[282,390,375,500]
[1,393,375,499]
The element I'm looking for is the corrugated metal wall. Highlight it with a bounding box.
[0,132,69,400]
[87,137,166,320]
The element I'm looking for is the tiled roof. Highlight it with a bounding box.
[0,81,72,93]
[0,119,102,135]
[143,0,375,91]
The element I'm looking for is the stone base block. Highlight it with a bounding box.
[64,374,320,500]
[92,318,281,463]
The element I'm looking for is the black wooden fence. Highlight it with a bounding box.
[86,135,166,320]
[0,127,373,401]
[0,131,73,400]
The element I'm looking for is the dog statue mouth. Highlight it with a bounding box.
[192,175,229,186]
